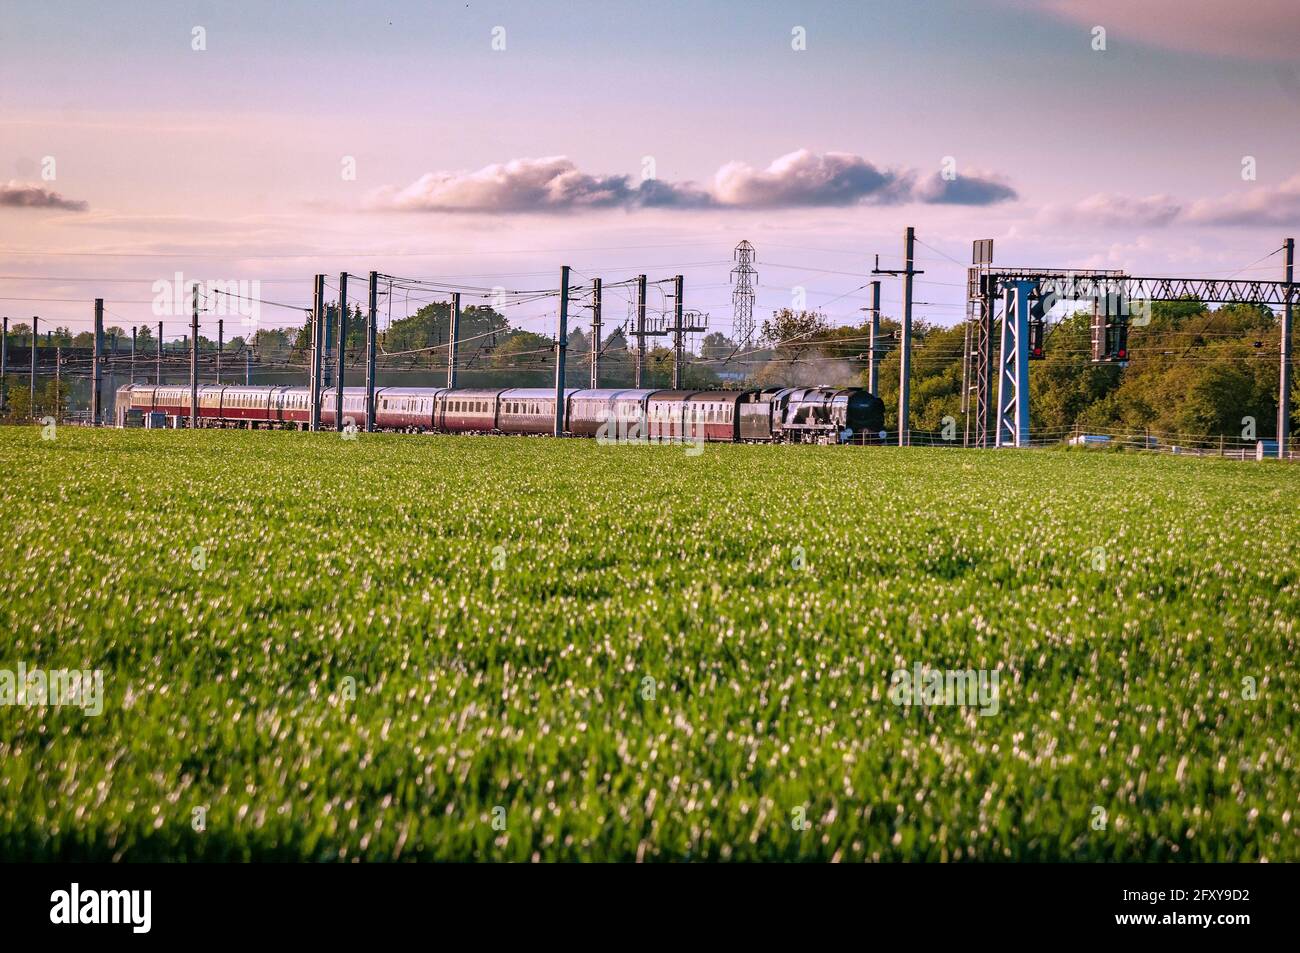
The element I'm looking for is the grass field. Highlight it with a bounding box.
[1,426,1297,861]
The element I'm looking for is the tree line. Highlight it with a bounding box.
[6,299,1294,440]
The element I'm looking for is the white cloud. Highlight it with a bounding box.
[1184,174,1300,227]
[1042,175,1300,229]
[367,156,710,213]
[710,150,904,208]
[914,169,1018,206]
[1041,191,1183,227]
[371,150,1018,214]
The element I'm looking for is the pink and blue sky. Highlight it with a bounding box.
[2,0,1298,339]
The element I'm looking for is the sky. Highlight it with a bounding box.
[2,0,1298,343]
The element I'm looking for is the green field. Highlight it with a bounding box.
[1,427,1297,861]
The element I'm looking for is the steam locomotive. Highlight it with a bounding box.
[115,384,885,444]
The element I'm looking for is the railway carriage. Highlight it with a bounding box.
[151,386,192,418]
[320,387,369,431]
[498,388,576,435]
[218,386,272,423]
[684,390,749,442]
[437,388,501,433]
[566,389,655,438]
[275,387,312,426]
[125,384,157,415]
[114,382,884,444]
[375,387,440,431]
[644,391,699,442]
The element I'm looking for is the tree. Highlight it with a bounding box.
[752,309,836,387]
[384,302,509,356]
[700,331,737,360]
[39,378,70,419]
[490,330,553,371]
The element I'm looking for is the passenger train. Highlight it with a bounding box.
[115,383,886,444]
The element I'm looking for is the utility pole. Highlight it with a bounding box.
[245,342,252,385]
[554,265,570,436]
[92,300,103,425]
[308,285,317,426]
[189,284,199,428]
[30,315,37,418]
[217,318,223,385]
[107,331,115,419]
[589,278,602,388]
[866,279,881,394]
[873,227,923,446]
[55,345,61,421]
[1,316,8,412]
[635,274,647,387]
[157,321,164,385]
[131,326,137,384]
[1281,237,1294,459]
[447,291,461,388]
[961,319,972,447]
[335,272,348,430]
[366,271,378,432]
[321,310,332,388]
[310,274,324,431]
[672,274,684,388]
